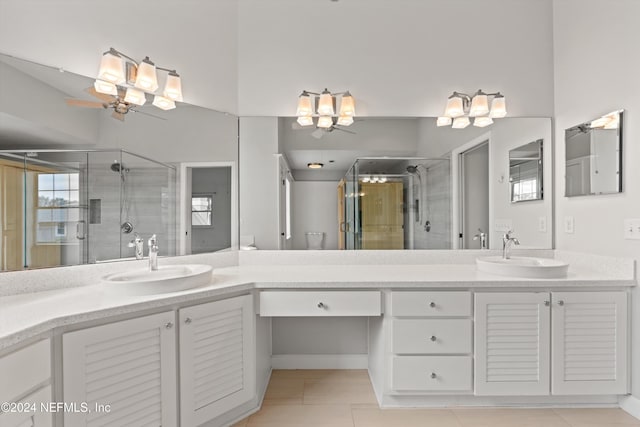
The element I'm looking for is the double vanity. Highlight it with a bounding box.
[0,250,634,427]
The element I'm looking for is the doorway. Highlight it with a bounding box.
[458,141,490,249]
[179,162,237,255]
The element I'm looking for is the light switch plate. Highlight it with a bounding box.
[538,216,547,233]
[564,216,575,234]
[624,219,640,240]
[494,219,513,233]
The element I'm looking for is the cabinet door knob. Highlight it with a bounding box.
[544,300,550,306]
[165,322,174,329]
[184,317,192,324]
[558,300,565,306]
[429,301,436,308]
[430,335,437,342]
[317,302,325,309]
[430,372,437,379]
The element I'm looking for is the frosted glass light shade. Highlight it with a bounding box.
[297,116,314,126]
[436,116,452,127]
[339,92,356,117]
[296,92,313,116]
[317,90,335,116]
[469,93,489,117]
[452,116,470,129]
[445,96,464,118]
[489,95,507,118]
[94,79,118,96]
[337,115,354,126]
[134,57,159,92]
[124,87,146,106]
[317,116,333,128]
[163,72,183,101]
[152,95,176,110]
[98,50,125,84]
[473,116,494,128]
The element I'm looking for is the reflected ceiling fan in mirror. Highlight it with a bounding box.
[65,86,166,122]
[290,117,357,139]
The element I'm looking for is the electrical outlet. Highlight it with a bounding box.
[624,219,640,240]
[564,216,575,234]
[494,219,513,233]
[538,216,547,233]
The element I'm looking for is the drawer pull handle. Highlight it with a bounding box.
[430,335,437,342]
[165,322,174,329]
[558,300,565,306]
[185,317,192,324]
[430,372,437,379]
[317,302,325,309]
[429,302,436,308]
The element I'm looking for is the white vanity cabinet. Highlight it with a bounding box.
[178,294,255,427]
[388,291,473,393]
[0,339,52,427]
[63,311,178,427]
[475,291,628,396]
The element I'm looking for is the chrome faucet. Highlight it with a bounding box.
[148,234,158,271]
[128,233,144,260]
[473,228,488,250]
[502,230,520,259]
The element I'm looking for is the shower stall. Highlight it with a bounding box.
[339,157,451,250]
[0,149,176,271]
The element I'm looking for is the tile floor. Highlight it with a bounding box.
[232,370,640,427]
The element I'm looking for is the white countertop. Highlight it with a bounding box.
[0,259,635,352]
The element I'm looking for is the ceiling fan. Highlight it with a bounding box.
[291,119,357,139]
[65,87,165,122]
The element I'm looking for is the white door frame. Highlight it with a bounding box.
[451,132,492,249]
[179,161,238,255]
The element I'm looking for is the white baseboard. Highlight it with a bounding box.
[620,395,640,421]
[271,354,368,369]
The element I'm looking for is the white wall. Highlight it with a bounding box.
[0,0,239,114]
[553,0,640,402]
[239,117,280,250]
[292,181,339,250]
[418,117,553,249]
[238,0,554,117]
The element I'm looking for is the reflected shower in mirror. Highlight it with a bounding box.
[565,110,623,197]
[509,139,543,203]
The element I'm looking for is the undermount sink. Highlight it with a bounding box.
[102,264,213,295]
[476,256,569,279]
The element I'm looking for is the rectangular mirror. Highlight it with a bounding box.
[565,110,623,197]
[509,139,543,203]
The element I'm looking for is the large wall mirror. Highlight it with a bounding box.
[565,110,623,197]
[239,116,553,251]
[0,53,239,272]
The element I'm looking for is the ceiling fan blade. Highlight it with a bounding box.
[65,98,107,109]
[291,121,303,130]
[334,127,356,134]
[130,109,168,121]
[111,111,125,122]
[84,86,116,103]
[311,129,325,139]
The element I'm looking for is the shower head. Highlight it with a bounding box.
[406,165,419,174]
[110,161,129,173]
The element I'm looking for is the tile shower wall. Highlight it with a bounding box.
[88,166,176,263]
[413,161,451,249]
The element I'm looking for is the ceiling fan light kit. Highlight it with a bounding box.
[295,88,356,129]
[438,89,507,128]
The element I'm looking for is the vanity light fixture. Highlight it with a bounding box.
[95,47,183,110]
[307,162,324,169]
[438,90,507,129]
[296,88,356,128]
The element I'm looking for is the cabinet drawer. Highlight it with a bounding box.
[0,385,52,427]
[391,291,471,317]
[392,356,472,391]
[260,291,381,316]
[392,319,471,354]
[0,339,50,403]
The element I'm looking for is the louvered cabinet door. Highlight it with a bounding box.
[179,294,255,427]
[551,291,628,395]
[475,293,551,396]
[63,311,177,427]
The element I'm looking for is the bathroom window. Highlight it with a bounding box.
[192,195,213,227]
[36,173,80,243]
